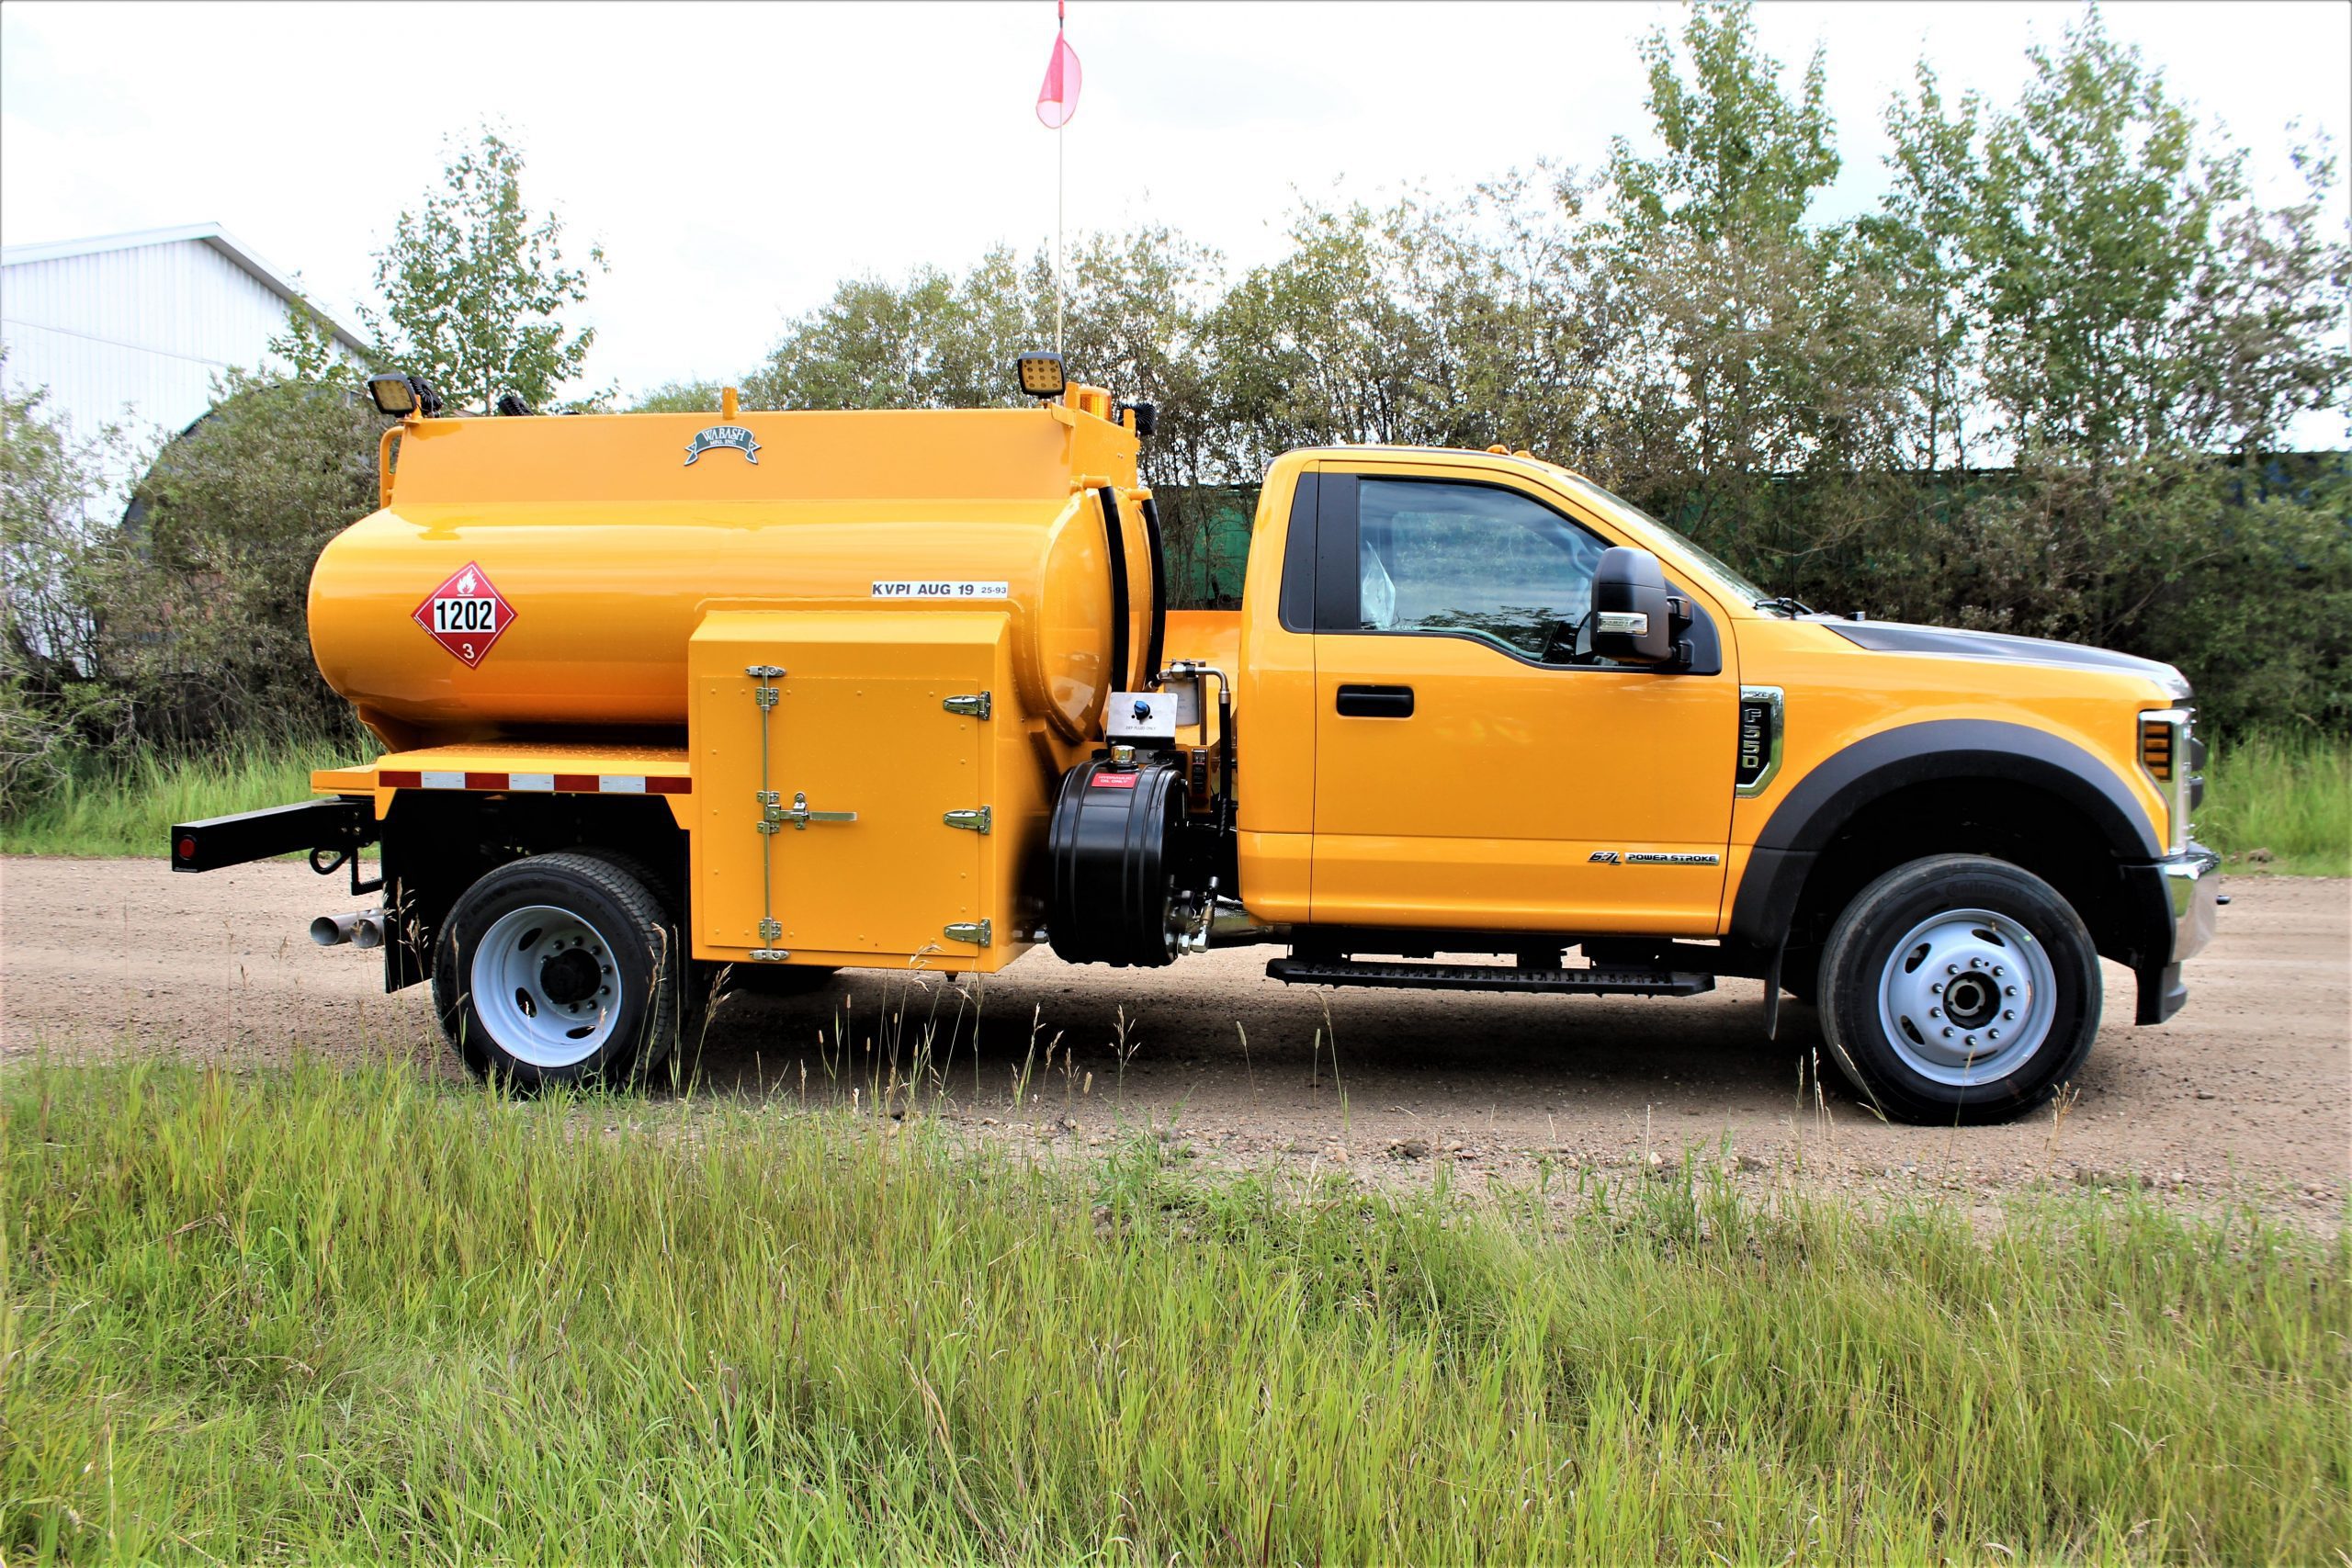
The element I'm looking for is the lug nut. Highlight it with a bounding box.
[2005,986,2018,998]
[1947,964,1960,975]
[2003,1010,2015,1021]
[1929,1007,1943,1019]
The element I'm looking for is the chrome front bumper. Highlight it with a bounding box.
[2159,840,2222,964]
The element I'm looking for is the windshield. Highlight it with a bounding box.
[1555,474,1774,609]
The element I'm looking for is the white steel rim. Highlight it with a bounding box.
[1874,906,2059,1088]
[470,903,623,1067]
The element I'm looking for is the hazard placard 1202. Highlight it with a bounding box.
[413,561,515,668]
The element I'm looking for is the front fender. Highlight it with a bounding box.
[1729,718,2162,949]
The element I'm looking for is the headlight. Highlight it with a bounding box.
[2138,707,2199,854]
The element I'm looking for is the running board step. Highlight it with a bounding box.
[1264,958,1714,997]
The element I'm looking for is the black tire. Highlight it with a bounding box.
[1818,854,2100,1124]
[432,852,684,1089]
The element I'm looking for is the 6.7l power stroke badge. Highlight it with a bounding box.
[413,561,514,668]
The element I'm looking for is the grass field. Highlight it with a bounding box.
[2199,728,2352,875]
[0,735,374,860]
[6,1058,2346,1564]
[3,728,2339,874]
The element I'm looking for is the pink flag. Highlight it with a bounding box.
[1035,0,1081,129]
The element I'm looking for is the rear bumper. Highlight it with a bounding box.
[170,796,372,873]
[2132,840,2220,1024]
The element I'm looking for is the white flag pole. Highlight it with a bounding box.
[1055,3,1066,357]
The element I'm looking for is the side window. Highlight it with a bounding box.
[1357,479,1606,661]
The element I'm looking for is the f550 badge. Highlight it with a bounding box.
[684,424,759,466]
[413,561,514,668]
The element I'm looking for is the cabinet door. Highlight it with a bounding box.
[689,610,1003,965]
[1309,473,1736,936]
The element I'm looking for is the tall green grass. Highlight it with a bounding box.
[6,1058,2346,1563]
[0,735,375,859]
[2200,728,2352,876]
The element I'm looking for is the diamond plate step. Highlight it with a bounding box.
[1264,957,1714,997]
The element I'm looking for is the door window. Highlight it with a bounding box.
[1356,479,1607,662]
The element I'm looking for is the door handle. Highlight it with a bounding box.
[1336,683,1414,718]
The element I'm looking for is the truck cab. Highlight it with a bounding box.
[1190,446,2217,1121]
[169,361,2220,1123]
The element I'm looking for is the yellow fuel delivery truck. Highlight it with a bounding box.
[168,355,2220,1123]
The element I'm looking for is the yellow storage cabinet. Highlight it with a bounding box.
[688,609,1035,973]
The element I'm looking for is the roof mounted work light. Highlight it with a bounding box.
[367,373,444,418]
[1013,351,1067,400]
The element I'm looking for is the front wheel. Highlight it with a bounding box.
[433,852,684,1089]
[1817,854,2100,1124]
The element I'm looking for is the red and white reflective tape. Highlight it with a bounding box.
[376,769,691,795]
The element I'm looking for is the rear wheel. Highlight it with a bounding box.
[1818,854,2099,1124]
[433,852,683,1089]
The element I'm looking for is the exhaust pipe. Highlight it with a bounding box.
[311,909,386,949]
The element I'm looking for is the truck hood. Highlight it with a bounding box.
[1820,619,2191,699]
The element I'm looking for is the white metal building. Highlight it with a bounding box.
[0,221,370,448]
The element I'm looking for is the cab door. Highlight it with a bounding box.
[1308,465,1736,937]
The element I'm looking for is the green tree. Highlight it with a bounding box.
[1971,8,2241,465]
[744,248,1027,412]
[2176,140,2352,457]
[106,374,388,749]
[1205,189,1599,477]
[1860,65,1986,470]
[265,290,370,391]
[628,380,729,414]
[1594,0,1914,602]
[358,128,607,415]
[1608,0,1837,247]
[0,361,128,805]
[1600,2,1906,482]
[1022,225,1222,484]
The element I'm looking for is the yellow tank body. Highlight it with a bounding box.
[310,396,1153,747]
[310,387,1159,971]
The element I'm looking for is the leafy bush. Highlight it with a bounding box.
[105,374,390,751]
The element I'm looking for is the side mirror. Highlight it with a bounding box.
[1591,547,1678,665]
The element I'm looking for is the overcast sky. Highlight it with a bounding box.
[4,0,2346,405]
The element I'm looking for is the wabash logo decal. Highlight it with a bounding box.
[413,561,514,668]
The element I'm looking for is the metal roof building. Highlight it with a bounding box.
[0,221,370,446]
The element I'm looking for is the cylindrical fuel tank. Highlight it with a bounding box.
[309,406,1153,747]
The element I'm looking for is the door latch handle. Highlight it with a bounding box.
[760,789,857,832]
[1336,683,1415,718]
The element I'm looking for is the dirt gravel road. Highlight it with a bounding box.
[6,856,2346,1217]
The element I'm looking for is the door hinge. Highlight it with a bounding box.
[943,692,992,719]
[943,919,992,948]
[943,806,992,834]
[748,664,784,708]
[752,916,788,962]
